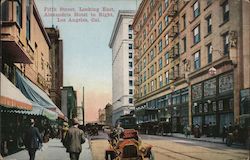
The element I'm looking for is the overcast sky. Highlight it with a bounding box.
[36,0,139,122]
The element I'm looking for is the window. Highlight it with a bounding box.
[193,25,200,44]
[165,34,169,46]
[158,40,162,53]
[144,71,146,81]
[206,15,212,34]
[165,0,169,8]
[222,1,229,22]
[129,62,133,68]
[129,52,132,59]
[129,34,133,39]
[16,0,22,27]
[183,37,187,53]
[150,49,154,61]
[129,44,133,50]
[207,0,212,5]
[150,65,154,76]
[193,1,200,18]
[159,58,162,70]
[151,80,154,91]
[158,22,162,35]
[26,0,31,39]
[129,98,133,104]
[143,13,147,23]
[182,14,186,29]
[2,0,9,21]
[207,43,212,63]
[165,15,169,26]
[129,71,133,77]
[165,52,169,65]
[143,58,146,68]
[158,5,162,17]
[129,89,133,95]
[194,51,200,70]
[143,29,146,39]
[150,19,154,28]
[150,0,154,9]
[165,71,169,84]
[150,34,154,44]
[159,75,163,87]
[129,80,133,86]
[128,25,132,32]
[144,85,147,95]
[223,32,229,55]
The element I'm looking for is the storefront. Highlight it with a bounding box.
[191,72,234,136]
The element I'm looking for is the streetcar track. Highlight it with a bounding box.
[150,143,248,160]
[145,143,203,160]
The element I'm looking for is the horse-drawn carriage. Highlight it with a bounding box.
[105,129,154,160]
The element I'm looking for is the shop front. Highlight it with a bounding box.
[191,72,234,136]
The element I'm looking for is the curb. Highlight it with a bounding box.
[172,135,224,144]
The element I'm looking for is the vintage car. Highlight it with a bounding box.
[105,129,154,160]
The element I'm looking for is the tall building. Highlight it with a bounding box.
[45,27,63,110]
[61,86,77,120]
[133,0,250,134]
[109,10,136,125]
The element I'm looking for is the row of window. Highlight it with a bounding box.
[136,0,229,60]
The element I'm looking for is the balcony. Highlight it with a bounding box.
[134,80,140,86]
[1,22,32,64]
[169,47,179,59]
[169,24,178,38]
[169,71,180,81]
[166,0,178,17]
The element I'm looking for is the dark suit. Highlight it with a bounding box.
[24,126,42,160]
[63,126,85,160]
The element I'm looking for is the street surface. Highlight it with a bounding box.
[3,132,249,160]
[4,138,92,160]
[90,131,249,160]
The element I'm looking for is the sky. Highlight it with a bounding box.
[35,0,139,122]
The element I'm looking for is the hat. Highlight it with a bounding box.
[72,118,79,125]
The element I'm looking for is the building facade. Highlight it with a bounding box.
[98,108,106,125]
[109,10,136,125]
[45,27,63,110]
[1,0,64,155]
[105,103,113,126]
[133,0,250,135]
[61,86,77,121]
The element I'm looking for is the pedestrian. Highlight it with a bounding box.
[24,119,42,160]
[63,118,86,160]
[222,124,228,142]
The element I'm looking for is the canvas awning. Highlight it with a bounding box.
[0,73,32,110]
[16,70,64,120]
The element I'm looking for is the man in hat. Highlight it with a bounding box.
[24,119,42,160]
[63,118,86,160]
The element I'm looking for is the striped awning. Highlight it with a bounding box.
[0,73,32,110]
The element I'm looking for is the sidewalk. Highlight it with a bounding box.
[4,138,92,160]
[171,133,224,144]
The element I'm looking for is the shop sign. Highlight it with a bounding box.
[219,73,233,94]
[192,83,202,100]
[204,78,216,97]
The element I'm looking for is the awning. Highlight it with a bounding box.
[0,73,32,110]
[1,103,58,121]
[16,70,64,120]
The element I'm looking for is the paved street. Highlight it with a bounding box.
[90,132,249,160]
[4,138,92,160]
[3,132,249,160]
